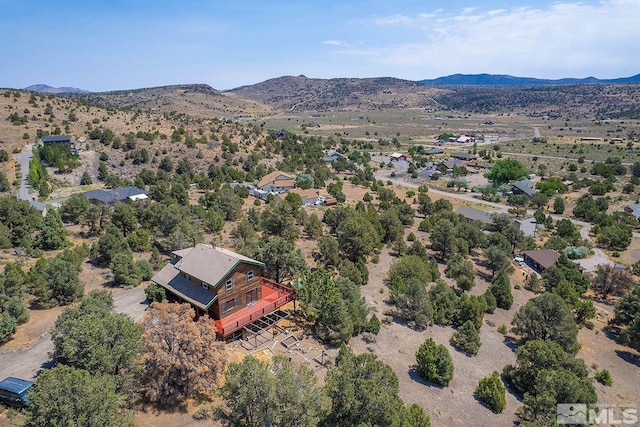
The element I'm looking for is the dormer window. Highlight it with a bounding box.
[184,273,191,281]
[202,282,209,290]
[225,278,233,291]
[247,270,254,282]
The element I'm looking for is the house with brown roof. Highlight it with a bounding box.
[151,244,295,339]
[522,249,560,273]
[277,187,320,205]
[256,171,295,193]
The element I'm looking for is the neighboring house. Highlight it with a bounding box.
[84,186,148,205]
[512,179,536,197]
[28,200,47,216]
[274,129,289,139]
[522,249,560,273]
[623,204,640,219]
[456,135,475,143]
[424,147,444,155]
[514,218,537,237]
[323,151,344,163]
[438,159,466,173]
[452,152,478,161]
[455,205,495,226]
[256,171,295,193]
[277,188,320,206]
[42,135,71,147]
[151,244,295,338]
[390,152,407,161]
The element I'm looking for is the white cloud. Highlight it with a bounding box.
[330,1,640,79]
[372,14,414,26]
[322,40,342,46]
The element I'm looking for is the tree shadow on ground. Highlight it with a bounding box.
[503,335,518,352]
[37,359,56,376]
[615,349,640,368]
[407,368,446,389]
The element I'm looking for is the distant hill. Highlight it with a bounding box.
[59,84,272,118]
[418,73,640,86]
[23,84,90,94]
[226,75,446,111]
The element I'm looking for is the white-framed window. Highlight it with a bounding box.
[222,297,237,313]
[247,270,254,282]
[225,278,233,291]
[202,282,209,290]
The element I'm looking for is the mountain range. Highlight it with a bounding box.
[23,84,89,94]
[418,73,640,86]
[23,73,640,95]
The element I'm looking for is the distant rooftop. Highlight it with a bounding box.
[42,135,71,143]
[83,186,148,204]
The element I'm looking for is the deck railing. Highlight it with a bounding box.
[216,285,295,337]
[261,277,295,294]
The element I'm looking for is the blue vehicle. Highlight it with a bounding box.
[0,377,34,408]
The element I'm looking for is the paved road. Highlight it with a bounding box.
[0,286,148,381]
[533,127,541,138]
[15,143,34,202]
[502,151,634,166]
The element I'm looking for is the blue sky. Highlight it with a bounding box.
[1,0,638,91]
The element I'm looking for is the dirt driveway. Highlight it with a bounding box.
[0,284,149,381]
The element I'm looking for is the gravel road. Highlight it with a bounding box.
[14,143,34,202]
[0,286,148,381]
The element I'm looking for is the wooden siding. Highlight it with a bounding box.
[177,262,263,320]
[211,263,263,319]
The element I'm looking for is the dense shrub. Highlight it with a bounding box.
[415,338,454,386]
[475,372,507,413]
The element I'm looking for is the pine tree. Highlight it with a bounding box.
[36,209,67,250]
[490,270,513,310]
[450,320,481,356]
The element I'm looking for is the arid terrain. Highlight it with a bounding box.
[1,79,640,426]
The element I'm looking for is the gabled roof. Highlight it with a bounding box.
[42,135,71,143]
[287,187,319,200]
[512,179,536,197]
[523,249,560,270]
[84,186,148,204]
[440,160,455,170]
[323,150,344,159]
[29,200,47,214]
[515,218,537,237]
[151,263,217,310]
[390,152,406,158]
[271,179,296,189]
[424,147,444,155]
[452,152,477,160]
[257,171,292,188]
[172,244,264,288]
[455,205,494,225]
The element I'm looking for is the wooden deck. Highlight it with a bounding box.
[215,279,295,337]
